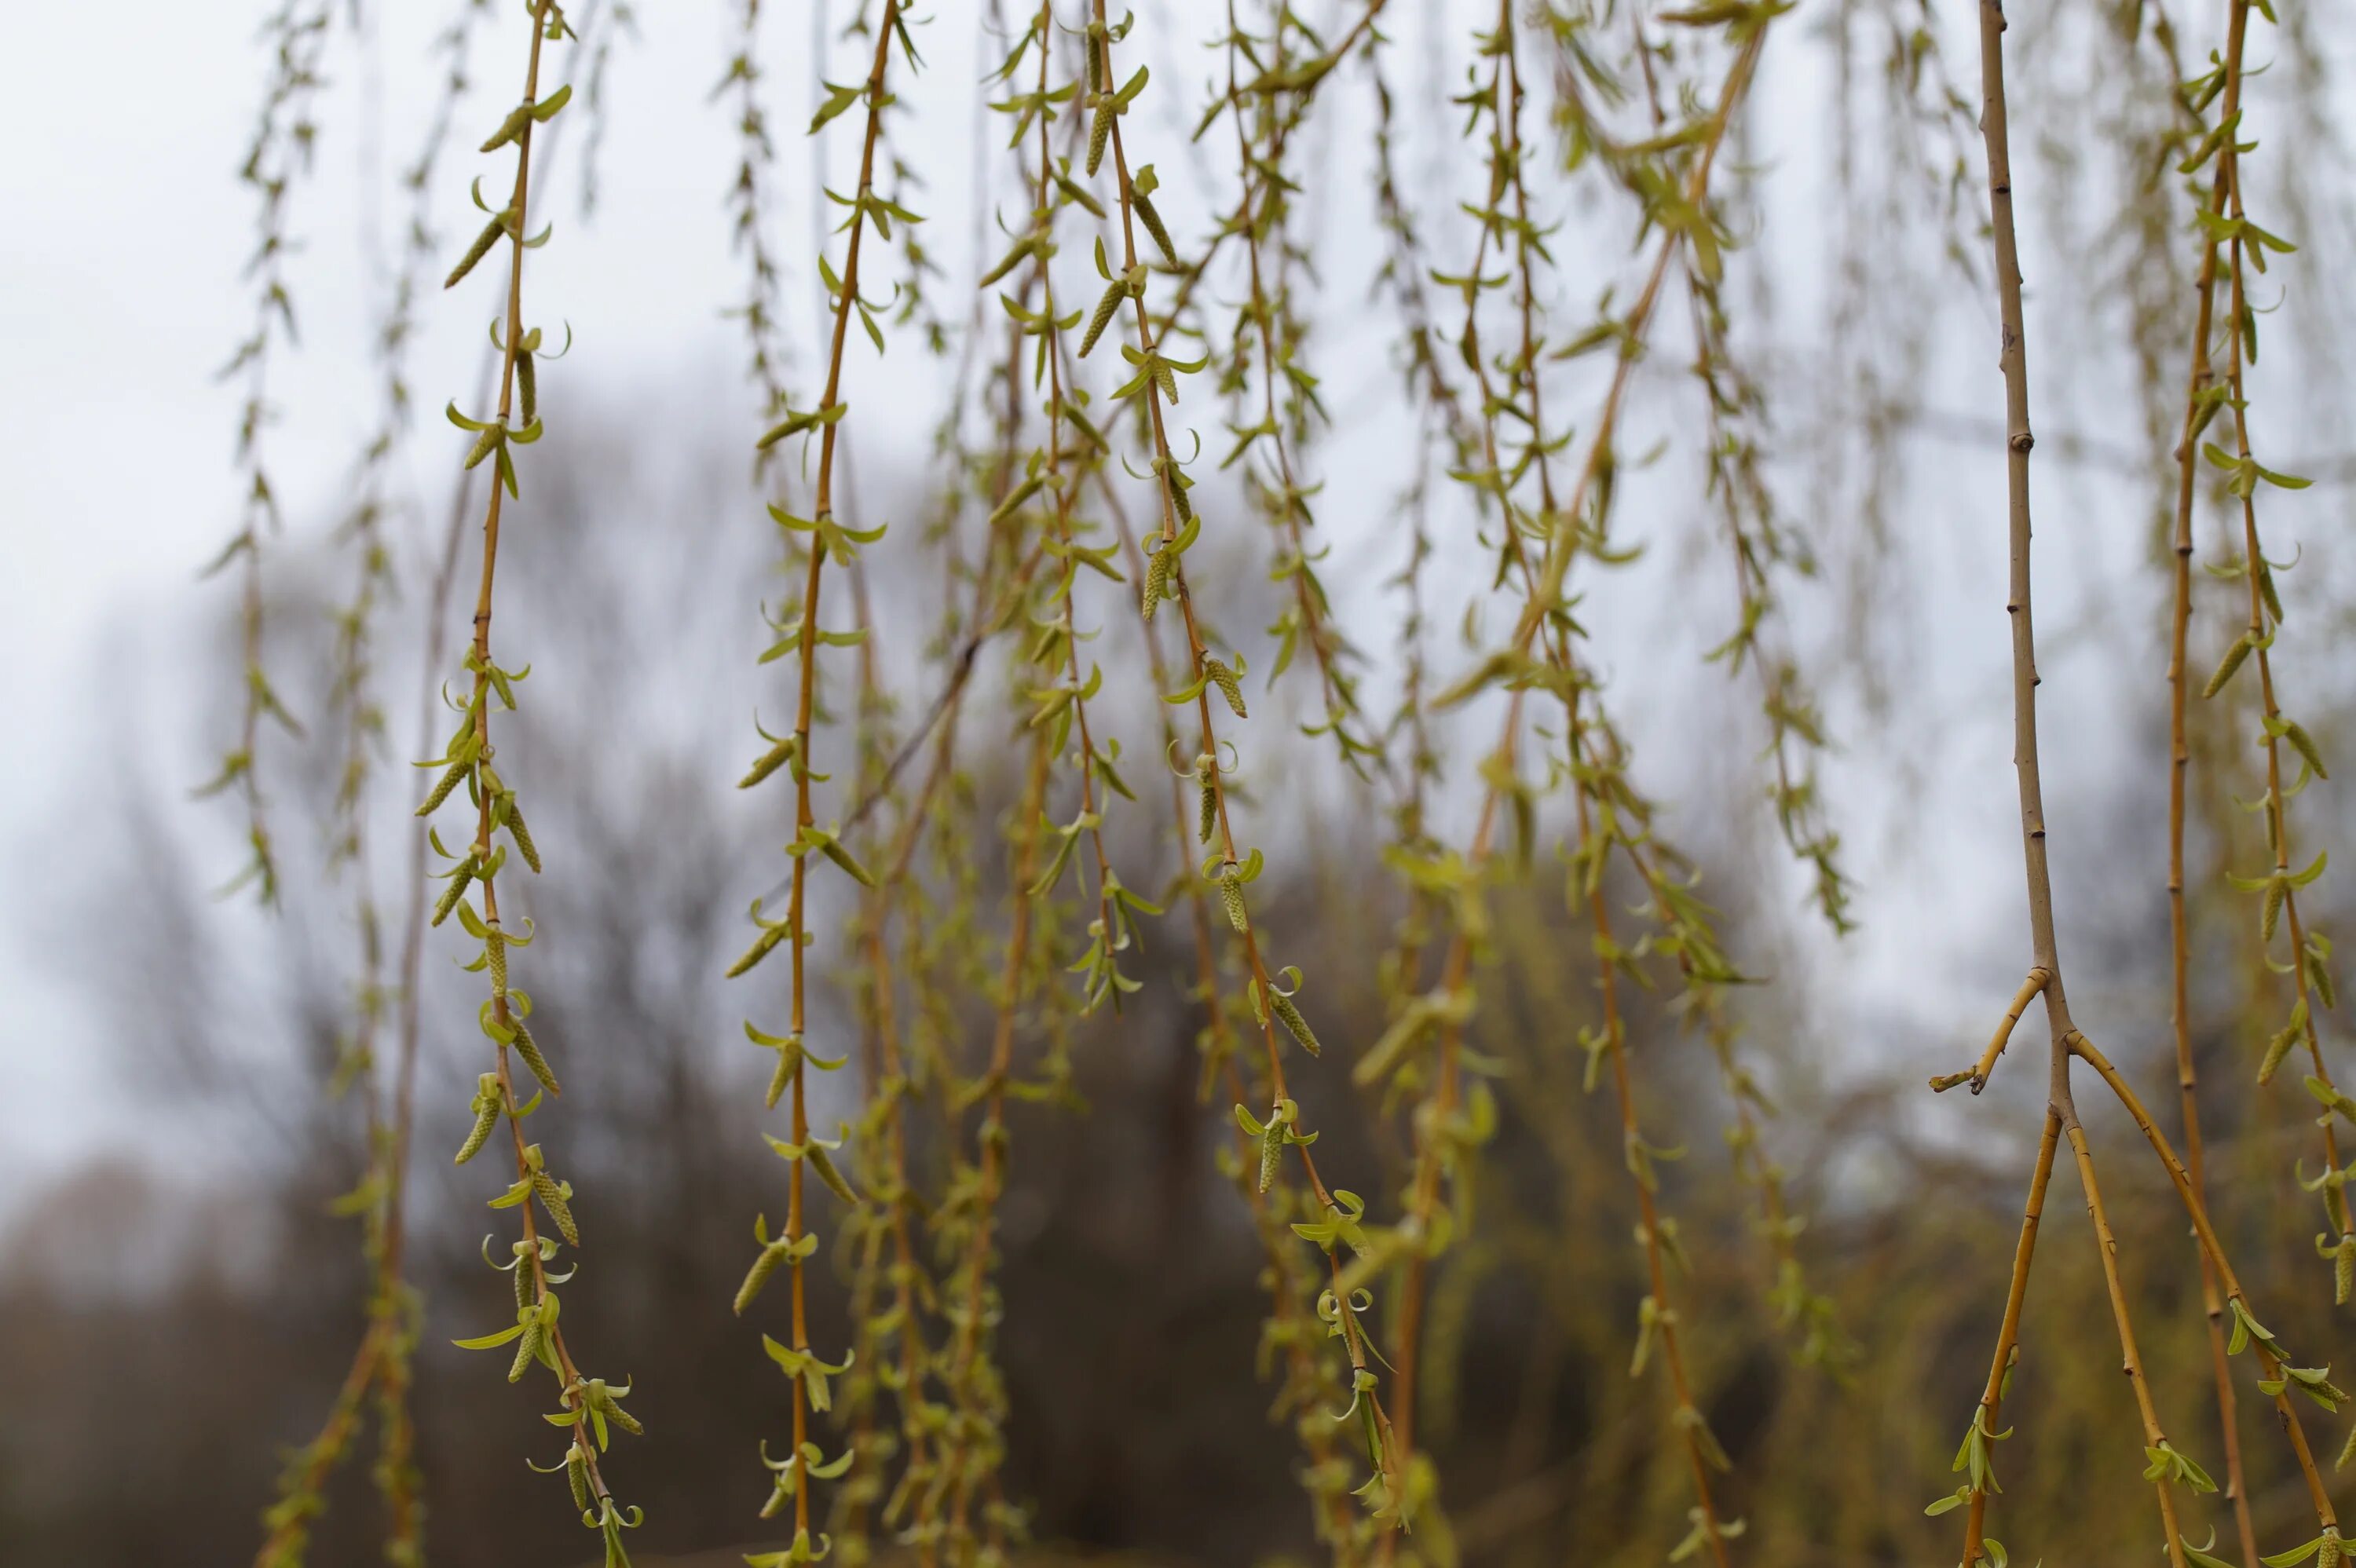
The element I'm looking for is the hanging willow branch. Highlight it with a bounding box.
[1081,0,1415,1543]
[417,7,646,1564]
[1377,8,1776,1564]
[728,7,916,1564]
[2159,0,2265,1556]
[1085,377,1362,1559]
[248,9,499,1563]
[1933,9,2346,1568]
[1213,0,1381,775]
[202,0,334,904]
[2180,0,2344,1245]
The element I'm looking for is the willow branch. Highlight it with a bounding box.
[1384,15,1769,1552]
[2164,0,2260,1552]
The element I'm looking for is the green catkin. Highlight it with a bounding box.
[417,755,470,816]
[761,1035,800,1111]
[1052,162,1103,218]
[737,734,798,789]
[1142,543,1172,621]
[735,1240,787,1318]
[431,859,477,927]
[2285,721,2329,780]
[2260,1020,2300,1084]
[446,214,507,289]
[1271,992,1320,1058]
[1219,868,1248,934]
[517,350,539,425]
[1164,469,1191,525]
[481,102,535,153]
[1080,277,1125,358]
[532,1169,579,1246]
[1132,165,1177,265]
[728,922,788,979]
[508,1320,543,1384]
[568,1445,593,1512]
[988,470,1045,527]
[1204,656,1246,718]
[457,1074,502,1164]
[2204,632,2254,699]
[511,1020,562,1098]
[1194,754,1217,844]
[1088,93,1113,177]
[807,1142,858,1207]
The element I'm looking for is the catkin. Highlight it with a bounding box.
[456,1073,502,1164]
[509,1318,543,1383]
[2285,720,2329,780]
[728,921,788,978]
[1080,277,1125,359]
[2204,633,2254,699]
[1088,94,1113,177]
[566,1444,592,1512]
[2260,1019,2299,1085]
[593,1383,642,1435]
[735,1240,786,1316]
[432,858,476,927]
[445,214,505,290]
[1134,191,1176,267]
[988,470,1045,527]
[1142,544,1172,622]
[1204,656,1246,718]
[511,1020,562,1098]
[807,1142,859,1206]
[480,102,534,154]
[1219,868,1248,934]
[738,734,798,789]
[533,1170,579,1245]
[504,802,541,872]
[417,755,470,816]
[762,1033,803,1110]
[1272,993,1321,1058]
